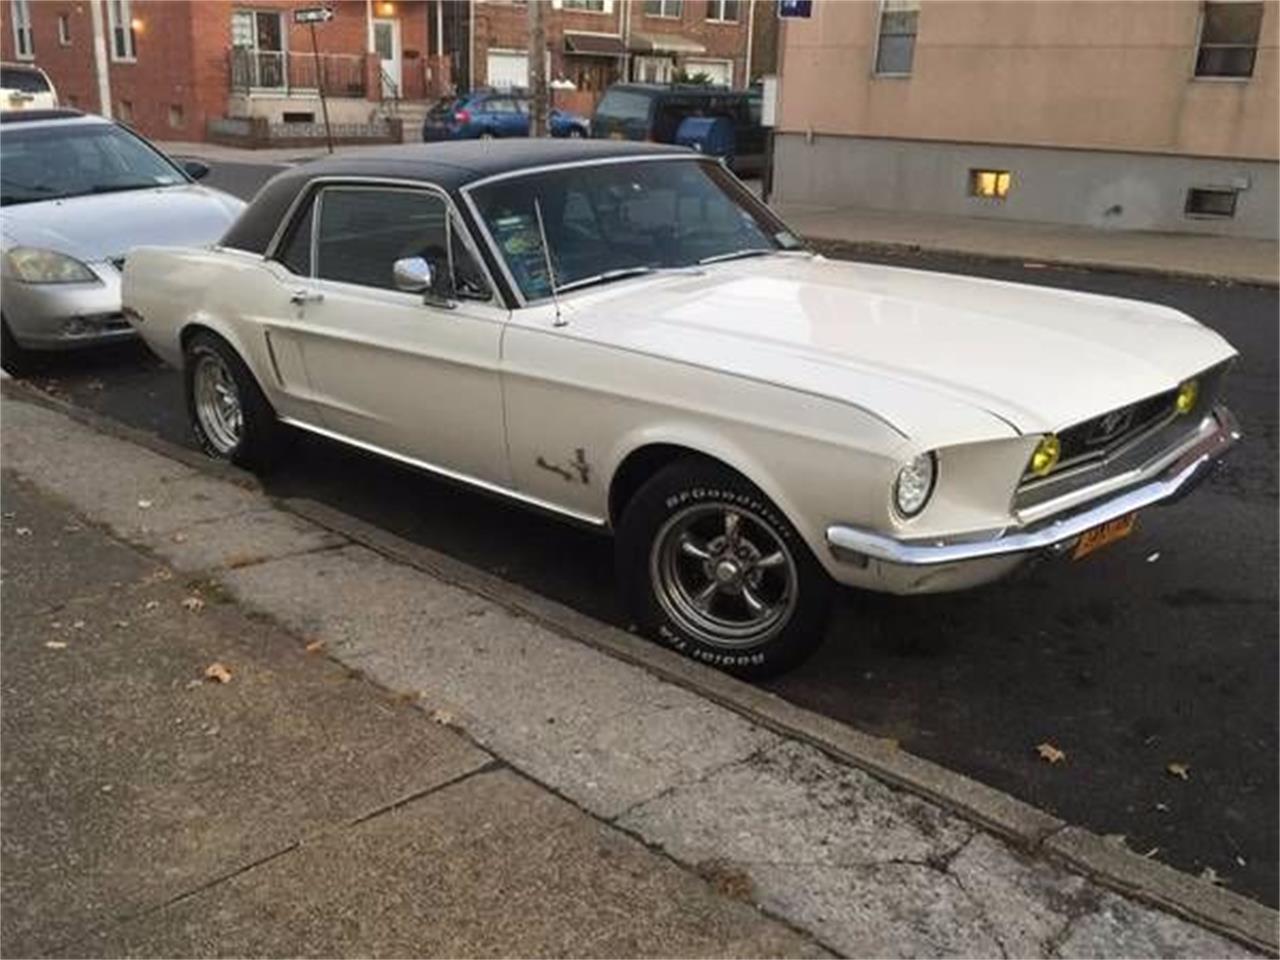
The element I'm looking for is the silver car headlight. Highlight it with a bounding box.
[894,452,936,517]
[2,247,98,284]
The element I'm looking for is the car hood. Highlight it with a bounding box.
[564,255,1238,442]
[1,184,245,262]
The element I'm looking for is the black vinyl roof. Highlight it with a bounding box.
[222,139,689,256]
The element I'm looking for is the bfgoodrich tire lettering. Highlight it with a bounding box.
[183,331,283,473]
[618,458,832,679]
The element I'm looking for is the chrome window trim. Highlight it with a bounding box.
[263,175,499,302]
[459,153,803,309]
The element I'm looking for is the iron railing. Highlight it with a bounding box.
[229,48,367,97]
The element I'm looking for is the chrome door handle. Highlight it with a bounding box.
[290,288,324,305]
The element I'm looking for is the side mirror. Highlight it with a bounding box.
[181,159,211,181]
[393,256,433,293]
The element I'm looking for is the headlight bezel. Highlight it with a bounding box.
[894,451,937,519]
[2,247,99,285]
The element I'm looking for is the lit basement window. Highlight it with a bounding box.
[970,169,1012,199]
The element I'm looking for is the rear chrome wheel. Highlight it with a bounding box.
[651,503,798,648]
[192,351,243,455]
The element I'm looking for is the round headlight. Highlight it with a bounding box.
[1175,379,1199,415]
[1029,434,1061,477]
[895,452,936,517]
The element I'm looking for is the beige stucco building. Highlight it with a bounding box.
[773,0,1279,239]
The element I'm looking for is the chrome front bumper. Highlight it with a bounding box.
[827,405,1241,569]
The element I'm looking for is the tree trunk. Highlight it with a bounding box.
[528,0,548,137]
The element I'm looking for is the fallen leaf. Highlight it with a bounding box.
[181,596,205,613]
[1200,866,1225,885]
[428,708,455,726]
[1167,762,1191,781]
[143,600,160,611]
[15,527,31,537]
[304,640,326,654]
[1036,742,1066,764]
[137,499,153,509]
[44,640,68,650]
[204,662,232,684]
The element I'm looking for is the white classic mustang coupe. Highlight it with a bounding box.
[122,141,1240,677]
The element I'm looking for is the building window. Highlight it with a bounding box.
[644,0,683,18]
[1195,2,1263,78]
[562,0,607,10]
[874,0,918,76]
[706,0,739,21]
[970,169,1012,199]
[1185,187,1238,217]
[108,0,137,61]
[58,13,71,45]
[11,0,33,59]
[117,99,133,123]
[231,10,286,89]
[168,104,184,128]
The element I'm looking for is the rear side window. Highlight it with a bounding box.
[596,90,652,123]
[1,67,49,93]
[276,194,314,275]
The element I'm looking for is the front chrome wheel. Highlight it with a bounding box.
[650,503,799,648]
[192,352,243,454]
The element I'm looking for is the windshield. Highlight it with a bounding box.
[1,66,49,92]
[469,158,803,301]
[1,122,187,206]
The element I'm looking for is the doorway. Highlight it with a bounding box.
[373,18,401,98]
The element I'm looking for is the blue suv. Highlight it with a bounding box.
[422,90,590,141]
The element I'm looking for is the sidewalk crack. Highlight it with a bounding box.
[347,758,504,827]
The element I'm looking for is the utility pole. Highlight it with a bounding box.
[528,0,548,137]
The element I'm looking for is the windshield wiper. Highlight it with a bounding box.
[697,248,776,265]
[555,264,705,295]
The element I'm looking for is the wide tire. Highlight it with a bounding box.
[618,458,832,679]
[183,331,283,473]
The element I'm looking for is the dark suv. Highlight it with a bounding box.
[590,84,764,175]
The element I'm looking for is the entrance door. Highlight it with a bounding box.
[373,19,401,98]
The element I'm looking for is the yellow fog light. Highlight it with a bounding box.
[1029,434,1061,477]
[1175,379,1199,415]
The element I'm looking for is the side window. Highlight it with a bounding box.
[314,186,490,301]
[317,187,449,292]
[277,194,314,276]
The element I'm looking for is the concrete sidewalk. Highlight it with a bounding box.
[775,202,1279,287]
[1,392,1272,958]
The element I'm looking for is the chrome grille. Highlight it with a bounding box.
[1015,363,1229,509]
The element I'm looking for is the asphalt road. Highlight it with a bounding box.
[17,160,1278,907]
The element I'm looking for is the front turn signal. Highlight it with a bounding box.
[1029,434,1061,477]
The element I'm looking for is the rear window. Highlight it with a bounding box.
[1,67,49,93]
[595,90,652,123]
[427,98,460,118]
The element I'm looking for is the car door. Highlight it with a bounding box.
[284,182,511,487]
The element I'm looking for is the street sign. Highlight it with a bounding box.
[293,7,334,24]
[778,0,812,18]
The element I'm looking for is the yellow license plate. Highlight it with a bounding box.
[1073,512,1137,560]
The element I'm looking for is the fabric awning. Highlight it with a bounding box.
[563,32,627,56]
[629,32,707,55]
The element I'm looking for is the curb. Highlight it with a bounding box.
[6,379,1278,956]
[806,236,1280,290]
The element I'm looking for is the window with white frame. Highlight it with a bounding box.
[874,0,918,76]
[58,13,71,45]
[107,0,137,61]
[231,10,286,89]
[644,0,683,18]
[562,0,609,11]
[11,0,33,59]
[705,0,739,21]
[1195,1,1263,78]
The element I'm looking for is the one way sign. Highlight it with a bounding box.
[293,7,334,24]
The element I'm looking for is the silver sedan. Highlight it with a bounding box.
[1,110,244,372]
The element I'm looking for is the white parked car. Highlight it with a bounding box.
[1,63,57,111]
[121,141,1240,677]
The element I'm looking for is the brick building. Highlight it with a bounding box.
[0,0,774,144]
